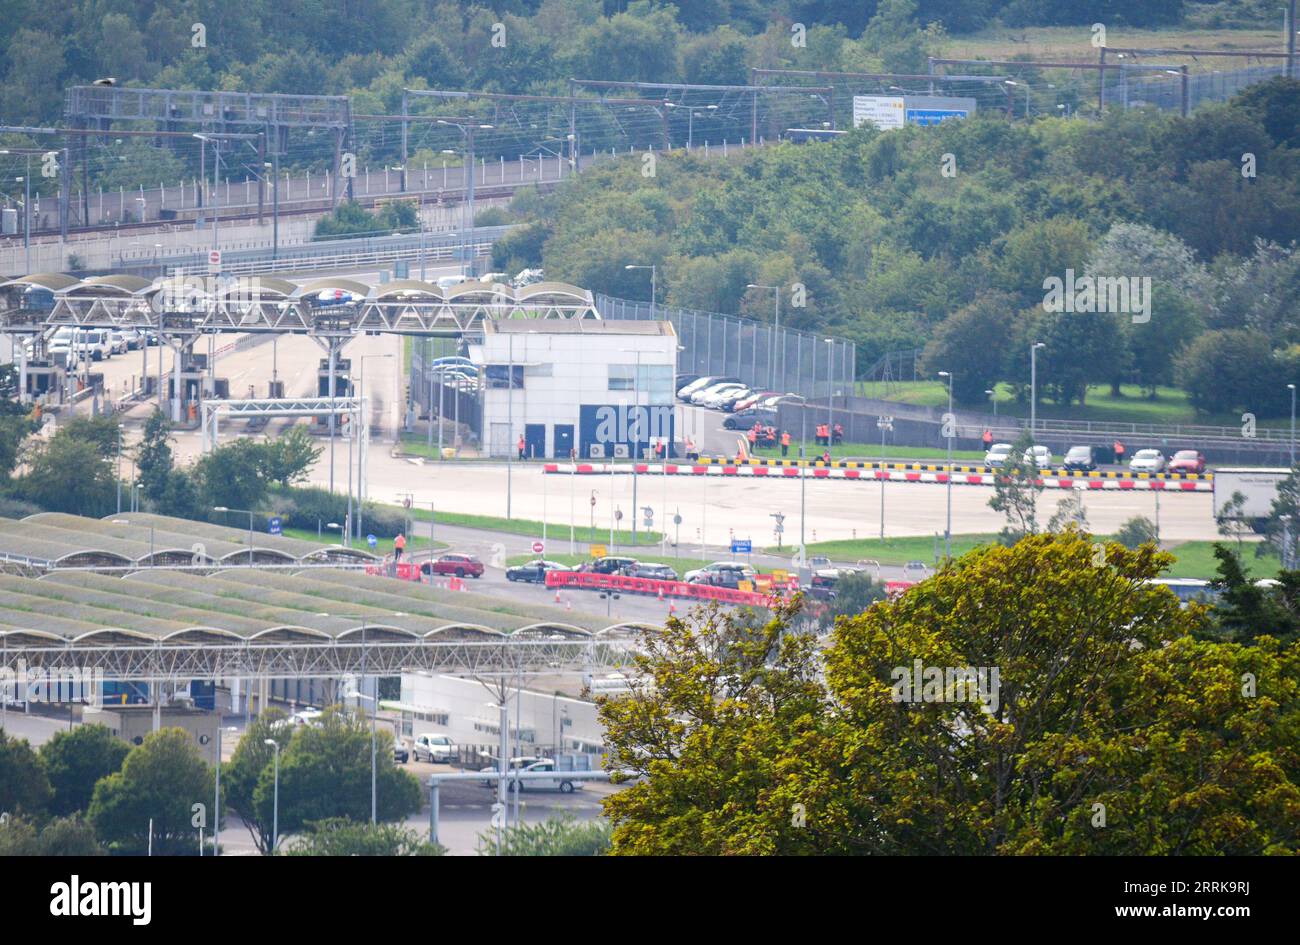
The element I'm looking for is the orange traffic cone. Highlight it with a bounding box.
[554,588,562,603]
[657,587,664,601]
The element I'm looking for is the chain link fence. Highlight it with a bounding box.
[597,294,855,401]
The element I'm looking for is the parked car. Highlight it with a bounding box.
[626,562,678,581]
[392,737,410,764]
[718,388,755,411]
[1063,445,1097,471]
[421,553,484,578]
[312,288,357,307]
[412,733,457,764]
[731,390,778,413]
[1022,445,1053,468]
[678,375,738,401]
[810,566,865,601]
[1167,449,1207,474]
[724,408,778,430]
[506,558,564,583]
[107,330,130,355]
[695,383,747,407]
[690,381,745,406]
[984,443,1012,468]
[1128,449,1166,474]
[674,373,701,391]
[584,555,638,575]
[685,562,758,587]
[479,756,581,793]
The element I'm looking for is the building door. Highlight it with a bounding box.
[490,422,510,458]
[525,423,546,460]
[554,424,574,459]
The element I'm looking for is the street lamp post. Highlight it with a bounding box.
[748,284,781,390]
[986,388,997,417]
[437,120,494,275]
[938,372,954,559]
[1290,383,1296,469]
[356,354,395,540]
[1030,342,1045,438]
[264,738,281,853]
[877,416,893,539]
[624,264,656,321]
[213,506,256,565]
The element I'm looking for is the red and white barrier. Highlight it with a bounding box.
[539,462,1210,492]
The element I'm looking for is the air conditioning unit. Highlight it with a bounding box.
[588,443,605,459]
[613,444,629,458]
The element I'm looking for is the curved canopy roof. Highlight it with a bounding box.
[0,567,637,644]
[368,280,443,300]
[0,273,80,291]
[61,274,152,295]
[290,277,372,299]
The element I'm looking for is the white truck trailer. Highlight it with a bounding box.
[1212,467,1291,530]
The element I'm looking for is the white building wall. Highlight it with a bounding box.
[398,673,605,755]
[479,327,677,458]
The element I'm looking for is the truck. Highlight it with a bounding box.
[1212,467,1291,530]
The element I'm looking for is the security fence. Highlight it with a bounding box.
[410,343,481,444]
[597,294,856,402]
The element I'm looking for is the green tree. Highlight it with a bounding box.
[920,291,1015,404]
[987,432,1044,542]
[254,708,421,848]
[1207,544,1297,644]
[38,725,130,817]
[34,815,105,856]
[89,728,216,856]
[602,533,1300,854]
[193,438,270,512]
[223,709,288,855]
[826,570,887,620]
[16,428,118,516]
[477,815,611,856]
[259,425,322,487]
[286,817,444,856]
[0,731,51,818]
[1115,515,1158,550]
[136,409,175,502]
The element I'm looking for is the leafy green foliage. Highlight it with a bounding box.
[250,707,421,851]
[38,724,130,817]
[0,730,52,818]
[0,814,103,856]
[88,728,216,856]
[601,533,1300,854]
[286,817,444,856]
[1115,515,1158,550]
[477,815,611,856]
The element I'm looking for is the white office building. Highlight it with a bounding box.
[472,320,679,459]
[393,672,615,757]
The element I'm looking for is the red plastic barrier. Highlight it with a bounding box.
[545,570,781,607]
[364,562,422,581]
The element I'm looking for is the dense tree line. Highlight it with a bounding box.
[531,77,1300,413]
[0,0,1262,128]
[598,533,1300,854]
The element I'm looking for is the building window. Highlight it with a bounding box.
[485,364,523,389]
[608,364,635,390]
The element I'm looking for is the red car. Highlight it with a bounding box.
[421,553,484,578]
[1167,450,1207,474]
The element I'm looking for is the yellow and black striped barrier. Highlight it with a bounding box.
[693,455,1213,482]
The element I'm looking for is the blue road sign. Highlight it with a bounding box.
[731,539,752,554]
[268,516,282,536]
[367,534,378,548]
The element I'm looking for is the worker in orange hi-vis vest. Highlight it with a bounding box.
[393,533,406,562]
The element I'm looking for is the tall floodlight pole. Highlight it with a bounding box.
[878,415,893,539]
[748,283,780,390]
[625,264,656,320]
[1030,342,1045,438]
[264,739,281,853]
[437,120,494,275]
[1290,383,1296,468]
[938,372,954,559]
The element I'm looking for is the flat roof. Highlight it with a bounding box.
[484,320,675,336]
